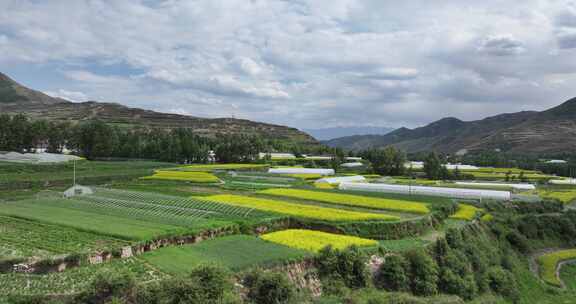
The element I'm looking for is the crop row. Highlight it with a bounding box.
[92,188,261,218]
[261,229,378,252]
[204,194,398,222]
[258,188,430,214]
[0,216,129,258]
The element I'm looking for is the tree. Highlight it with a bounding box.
[375,255,409,291]
[363,147,406,176]
[406,249,439,296]
[423,152,443,180]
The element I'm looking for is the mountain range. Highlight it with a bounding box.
[303,126,394,141]
[326,98,576,155]
[0,72,317,146]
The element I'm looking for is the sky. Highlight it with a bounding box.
[1,0,576,130]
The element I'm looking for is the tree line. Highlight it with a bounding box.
[0,114,334,163]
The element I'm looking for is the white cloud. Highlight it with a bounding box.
[44,89,88,102]
[0,0,575,129]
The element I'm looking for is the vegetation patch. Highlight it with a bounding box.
[140,235,308,273]
[204,194,399,222]
[258,188,430,214]
[537,249,576,287]
[261,229,378,252]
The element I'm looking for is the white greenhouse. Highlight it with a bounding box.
[258,153,296,159]
[550,179,576,185]
[340,162,364,168]
[455,182,535,190]
[268,168,335,176]
[339,182,511,201]
[317,175,366,185]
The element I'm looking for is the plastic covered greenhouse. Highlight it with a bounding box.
[339,182,511,200]
[268,168,335,175]
[550,179,576,185]
[340,162,364,168]
[455,182,535,190]
[317,175,366,184]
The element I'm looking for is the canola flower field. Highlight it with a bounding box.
[261,229,378,252]
[141,170,220,183]
[203,194,399,222]
[258,188,430,214]
[449,204,483,221]
[538,249,576,287]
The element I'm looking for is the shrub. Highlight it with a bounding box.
[484,267,519,302]
[244,270,295,304]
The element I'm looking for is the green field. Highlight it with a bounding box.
[140,235,309,273]
[0,161,171,186]
[0,199,190,240]
[0,216,129,258]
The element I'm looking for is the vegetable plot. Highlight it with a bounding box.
[203,195,399,222]
[258,188,430,214]
[261,229,378,252]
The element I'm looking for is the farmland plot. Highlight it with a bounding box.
[258,188,430,214]
[204,194,399,222]
[538,249,576,287]
[140,235,308,273]
[450,204,483,221]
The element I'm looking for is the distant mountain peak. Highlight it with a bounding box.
[326,97,576,154]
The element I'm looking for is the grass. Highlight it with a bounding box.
[261,229,378,252]
[0,199,191,240]
[258,188,430,214]
[378,238,430,252]
[141,170,220,183]
[140,235,309,273]
[204,194,399,222]
[449,204,483,221]
[537,249,576,287]
[0,216,129,258]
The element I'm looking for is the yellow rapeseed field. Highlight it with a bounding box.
[258,188,430,214]
[538,189,576,204]
[538,249,576,287]
[141,170,220,183]
[450,204,483,221]
[203,194,399,222]
[261,229,378,252]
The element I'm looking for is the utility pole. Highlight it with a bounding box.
[73,159,76,186]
